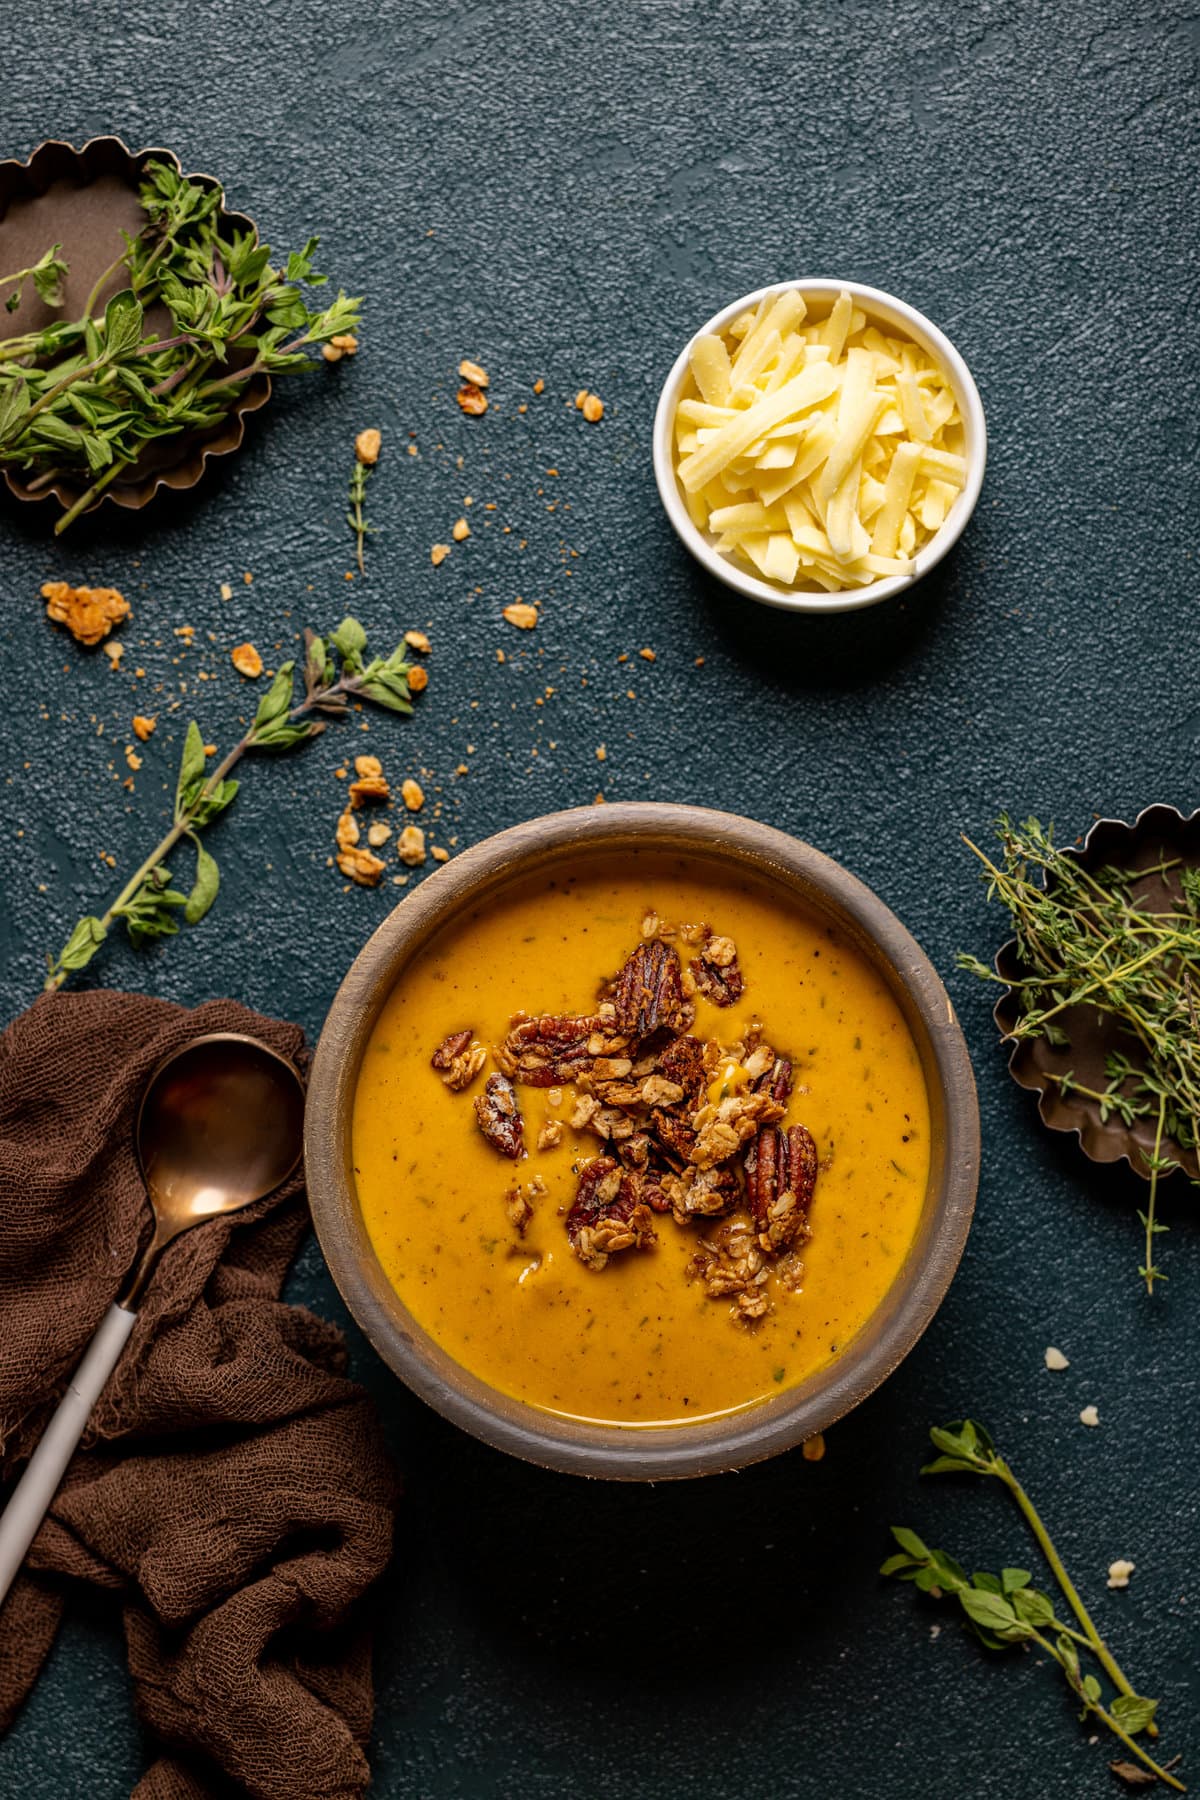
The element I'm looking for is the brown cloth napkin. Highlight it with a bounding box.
[0,991,397,1800]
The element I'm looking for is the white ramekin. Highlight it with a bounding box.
[652,278,987,616]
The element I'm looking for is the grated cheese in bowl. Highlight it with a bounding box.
[671,287,966,594]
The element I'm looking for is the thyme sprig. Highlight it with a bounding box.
[45,616,414,990]
[0,160,361,532]
[959,816,1200,1291]
[885,1420,1184,1792]
[348,458,373,575]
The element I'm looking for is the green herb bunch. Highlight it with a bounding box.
[884,1420,1184,1791]
[960,815,1200,1291]
[46,616,415,990]
[0,160,361,533]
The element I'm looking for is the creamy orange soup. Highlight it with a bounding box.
[352,856,930,1427]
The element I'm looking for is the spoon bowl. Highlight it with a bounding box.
[0,1031,306,1602]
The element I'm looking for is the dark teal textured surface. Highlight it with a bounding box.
[1,3,1198,1795]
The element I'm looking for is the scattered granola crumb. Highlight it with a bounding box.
[124,746,142,771]
[695,656,706,668]
[639,647,656,662]
[337,845,386,885]
[231,642,263,679]
[582,392,604,422]
[431,543,451,567]
[496,649,506,663]
[219,582,233,601]
[243,571,253,584]
[431,845,450,863]
[334,765,348,780]
[367,821,392,848]
[407,443,419,456]
[452,517,470,542]
[574,388,589,409]
[392,874,410,886]
[398,824,427,866]
[1079,1404,1100,1427]
[593,791,605,804]
[324,333,359,363]
[533,378,544,395]
[102,641,124,667]
[457,383,488,416]
[350,773,390,805]
[42,581,129,646]
[458,358,489,388]
[355,427,382,465]
[503,602,538,630]
[335,808,360,850]
[595,744,607,762]
[407,665,429,693]
[1107,1559,1135,1590]
[802,1433,826,1462]
[355,754,383,778]
[132,715,156,741]
[405,629,431,653]
[203,743,217,756]
[1044,1346,1070,1371]
[402,777,425,812]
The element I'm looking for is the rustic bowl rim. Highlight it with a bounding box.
[304,802,979,1480]
[651,277,987,616]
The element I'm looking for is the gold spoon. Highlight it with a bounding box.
[0,1032,305,1604]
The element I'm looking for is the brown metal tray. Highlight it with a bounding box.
[0,136,270,520]
[994,802,1200,1181]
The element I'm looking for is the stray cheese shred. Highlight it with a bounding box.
[674,290,965,593]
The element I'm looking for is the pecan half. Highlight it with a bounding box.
[691,932,745,1007]
[611,939,689,1040]
[651,1105,697,1167]
[474,1073,524,1159]
[655,1034,707,1097]
[745,1123,818,1254]
[502,1013,625,1086]
[566,1156,656,1270]
[753,1054,793,1107]
[431,1028,487,1091]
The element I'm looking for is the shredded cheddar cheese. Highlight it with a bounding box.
[673,290,965,593]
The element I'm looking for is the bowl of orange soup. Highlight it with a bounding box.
[305,804,978,1479]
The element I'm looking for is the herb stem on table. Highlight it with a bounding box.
[884,1421,1182,1791]
[45,616,417,990]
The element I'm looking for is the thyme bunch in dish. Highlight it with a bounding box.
[885,1420,1183,1792]
[45,617,415,990]
[0,160,361,532]
[959,815,1200,1292]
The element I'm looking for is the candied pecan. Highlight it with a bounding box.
[691,932,745,1007]
[745,1123,818,1255]
[752,1054,793,1107]
[431,1028,487,1092]
[474,1073,524,1159]
[503,1013,625,1086]
[655,1034,707,1097]
[566,1157,656,1270]
[610,939,689,1041]
[651,1106,697,1166]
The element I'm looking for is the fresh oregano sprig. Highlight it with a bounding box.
[0,159,361,532]
[959,815,1200,1292]
[348,458,374,575]
[1,243,69,314]
[45,616,416,990]
[884,1420,1183,1791]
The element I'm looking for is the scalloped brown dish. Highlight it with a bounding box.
[994,803,1200,1182]
[0,136,270,520]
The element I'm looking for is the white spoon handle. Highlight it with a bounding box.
[0,1303,137,1605]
